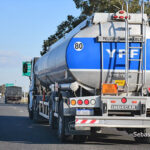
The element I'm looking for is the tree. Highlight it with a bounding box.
[73,0,150,22]
[41,0,150,55]
[73,0,148,15]
[40,15,86,55]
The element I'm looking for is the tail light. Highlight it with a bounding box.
[113,16,118,19]
[84,99,89,105]
[121,97,127,103]
[119,10,125,14]
[77,99,83,105]
[111,100,116,103]
[90,99,96,105]
[119,16,124,19]
[71,100,76,105]
[147,87,150,93]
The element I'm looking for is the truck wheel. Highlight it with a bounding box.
[73,135,88,143]
[134,137,150,144]
[49,106,57,129]
[58,101,66,142]
[28,102,33,120]
[134,128,150,144]
[33,102,41,123]
[29,110,33,120]
[5,98,7,104]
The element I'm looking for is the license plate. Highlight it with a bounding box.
[76,109,94,116]
[111,105,136,110]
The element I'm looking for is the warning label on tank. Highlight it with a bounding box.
[115,80,125,86]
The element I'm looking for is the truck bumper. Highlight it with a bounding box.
[75,116,150,128]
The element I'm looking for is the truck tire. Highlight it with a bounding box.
[28,95,33,120]
[49,106,57,129]
[58,100,66,142]
[73,135,88,143]
[33,101,41,123]
[134,136,150,144]
[134,128,150,144]
[5,97,8,104]
[29,110,33,120]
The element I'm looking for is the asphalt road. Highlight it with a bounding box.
[0,97,150,150]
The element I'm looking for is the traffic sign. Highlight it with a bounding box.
[22,61,31,76]
[5,83,14,87]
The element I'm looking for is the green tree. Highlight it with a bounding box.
[73,0,149,15]
[40,15,86,55]
[73,0,150,22]
[41,0,150,55]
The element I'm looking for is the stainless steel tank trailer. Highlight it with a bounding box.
[23,1,150,143]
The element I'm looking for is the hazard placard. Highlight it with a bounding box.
[115,80,125,86]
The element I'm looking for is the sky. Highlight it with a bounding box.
[0,0,81,92]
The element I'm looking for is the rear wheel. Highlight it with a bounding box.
[57,101,66,142]
[33,101,41,123]
[29,109,33,120]
[28,103,33,120]
[134,128,150,144]
[73,135,88,143]
[49,105,57,129]
[5,97,7,104]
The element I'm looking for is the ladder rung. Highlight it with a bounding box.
[129,35,143,37]
[128,59,142,61]
[129,47,143,49]
[128,72,143,74]
[128,22,143,25]
[128,84,143,86]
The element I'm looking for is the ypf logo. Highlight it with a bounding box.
[106,49,139,58]
[74,42,84,51]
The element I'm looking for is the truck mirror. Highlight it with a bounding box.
[23,63,28,73]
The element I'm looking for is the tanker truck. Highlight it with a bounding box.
[5,86,22,104]
[23,3,150,143]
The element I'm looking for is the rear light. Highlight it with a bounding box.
[132,101,137,104]
[111,100,116,103]
[90,99,96,105]
[77,99,83,105]
[121,97,127,103]
[119,16,124,19]
[84,99,89,105]
[113,15,118,19]
[148,87,150,93]
[71,100,76,105]
[119,10,125,14]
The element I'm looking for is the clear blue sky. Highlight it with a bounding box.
[0,0,81,91]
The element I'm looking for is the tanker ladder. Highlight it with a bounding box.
[125,0,146,96]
